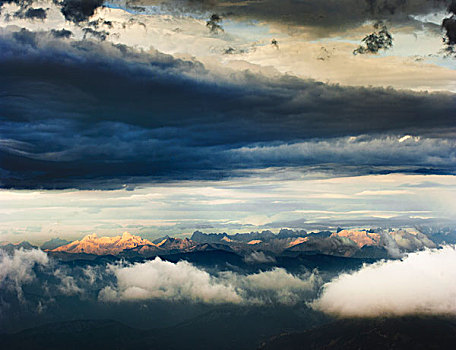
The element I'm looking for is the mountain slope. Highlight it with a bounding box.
[259,316,456,350]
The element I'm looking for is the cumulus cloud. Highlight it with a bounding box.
[240,268,322,305]
[390,229,436,251]
[97,257,321,305]
[312,245,456,317]
[0,248,49,302]
[98,257,242,303]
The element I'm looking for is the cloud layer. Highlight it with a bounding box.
[1,28,455,189]
[313,245,456,317]
[0,248,321,306]
[126,0,452,35]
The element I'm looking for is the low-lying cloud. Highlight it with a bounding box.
[0,248,49,302]
[312,245,456,317]
[241,268,321,305]
[4,245,455,313]
[0,248,323,306]
[98,258,242,304]
[99,258,321,305]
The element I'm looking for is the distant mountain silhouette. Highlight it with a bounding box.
[0,241,37,253]
[41,238,71,251]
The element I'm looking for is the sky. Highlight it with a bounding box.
[1,0,456,243]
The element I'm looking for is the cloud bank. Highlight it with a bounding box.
[98,258,321,305]
[313,245,456,317]
[99,258,242,303]
[1,28,456,189]
[126,0,452,35]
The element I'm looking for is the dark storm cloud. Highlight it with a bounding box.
[50,28,73,38]
[0,29,455,189]
[206,13,223,33]
[442,1,456,53]
[14,7,47,20]
[0,0,32,9]
[129,0,452,33]
[353,21,393,54]
[82,27,109,40]
[60,0,104,23]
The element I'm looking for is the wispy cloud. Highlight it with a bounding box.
[0,248,49,302]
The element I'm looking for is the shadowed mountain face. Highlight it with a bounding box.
[259,317,456,350]
[0,241,37,254]
[40,238,72,251]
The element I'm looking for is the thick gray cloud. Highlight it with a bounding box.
[1,28,455,189]
[443,2,456,53]
[60,0,104,23]
[14,7,47,20]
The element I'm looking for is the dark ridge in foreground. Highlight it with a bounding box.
[0,306,327,350]
[259,316,456,350]
[2,315,456,350]
[0,320,148,350]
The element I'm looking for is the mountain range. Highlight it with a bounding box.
[2,226,451,261]
[21,226,442,261]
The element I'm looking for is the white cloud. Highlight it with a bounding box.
[98,257,321,305]
[0,248,49,302]
[241,268,321,305]
[312,245,456,317]
[391,230,436,251]
[98,257,242,304]
[244,268,319,292]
